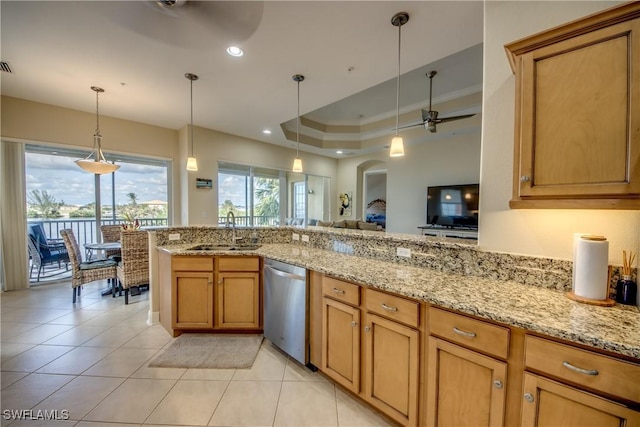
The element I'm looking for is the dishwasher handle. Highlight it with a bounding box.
[264,265,306,281]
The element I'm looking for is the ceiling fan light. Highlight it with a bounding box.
[292,157,303,173]
[389,136,405,157]
[186,156,198,171]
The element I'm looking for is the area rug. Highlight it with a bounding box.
[149,334,263,369]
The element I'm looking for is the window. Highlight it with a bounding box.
[25,144,170,245]
[218,162,282,226]
[293,181,306,220]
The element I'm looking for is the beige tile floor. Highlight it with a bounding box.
[1,280,395,427]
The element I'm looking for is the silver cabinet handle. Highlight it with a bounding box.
[364,326,371,332]
[493,380,503,389]
[562,361,599,376]
[332,288,345,294]
[381,303,398,312]
[524,393,534,403]
[520,175,530,183]
[453,327,476,338]
[351,321,358,327]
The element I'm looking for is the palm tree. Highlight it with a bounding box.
[254,178,279,225]
[126,192,138,206]
[27,189,63,218]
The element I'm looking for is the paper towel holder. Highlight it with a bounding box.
[567,264,616,306]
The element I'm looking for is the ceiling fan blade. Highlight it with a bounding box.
[437,113,476,124]
[397,122,425,130]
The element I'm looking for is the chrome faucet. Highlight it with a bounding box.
[226,211,236,245]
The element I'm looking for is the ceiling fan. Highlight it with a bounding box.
[104,1,264,48]
[401,71,476,133]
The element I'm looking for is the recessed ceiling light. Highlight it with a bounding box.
[227,46,244,57]
[336,150,343,154]
[262,129,271,135]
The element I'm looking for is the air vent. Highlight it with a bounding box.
[0,61,13,73]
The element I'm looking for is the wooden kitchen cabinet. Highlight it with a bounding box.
[364,312,419,426]
[320,277,422,427]
[426,337,507,427]
[505,3,640,209]
[521,373,640,427]
[321,295,361,394]
[216,271,260,329]
[427,307,509,427]
[158,252,262,336]
[173,271,214,329]
[215,257,261,330]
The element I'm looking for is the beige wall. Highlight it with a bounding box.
[337,129,482,234]
[481,0,639,266]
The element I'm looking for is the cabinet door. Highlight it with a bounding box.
[364,313,419,427]
[216,272,260,329]
[521,373,640,427]
[321,297,360,394]
[173,271,214,329]
[513,19,640,204]
[426,337,506,427]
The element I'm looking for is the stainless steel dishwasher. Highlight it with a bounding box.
[263,258,309,366]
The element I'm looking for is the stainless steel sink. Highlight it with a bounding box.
[187,244,261,251]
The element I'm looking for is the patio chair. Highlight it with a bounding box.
[60,229,117,303]
[116,230,149,304]
[100,224,122,260]
[27,233,69,281]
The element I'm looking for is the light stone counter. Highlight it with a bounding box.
[160,242,640,359]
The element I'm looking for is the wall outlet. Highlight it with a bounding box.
[292,233,300,241]
[301,235,309,242]
[397,247,411,258]
[168,233,180,241]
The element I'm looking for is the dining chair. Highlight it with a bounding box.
[100,224,122,260]
[116,230,149,304]
[60,229,117,303]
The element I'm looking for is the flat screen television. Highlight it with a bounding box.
[426,183,479,229]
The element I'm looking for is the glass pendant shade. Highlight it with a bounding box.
[76,86,120,174]
[292,157,303,173]
[389,136,405,157]
[186,156,198,171]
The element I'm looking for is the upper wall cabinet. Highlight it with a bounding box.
[505,2,640,209]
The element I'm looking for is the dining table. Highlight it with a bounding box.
[84,241,121,261]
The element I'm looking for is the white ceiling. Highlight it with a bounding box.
[1,1,484,158]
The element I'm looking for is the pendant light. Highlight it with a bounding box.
[185,73,199,171]
[292,74,304,173]
[389,12,409,158]
[75,86,120,174]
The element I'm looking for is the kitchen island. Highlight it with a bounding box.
[152,226,639,427]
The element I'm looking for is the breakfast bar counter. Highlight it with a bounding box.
[159,242,640,359]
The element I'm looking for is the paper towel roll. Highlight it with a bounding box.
[573,235,609,300]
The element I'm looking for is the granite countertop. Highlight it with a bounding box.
[160,243,640,359]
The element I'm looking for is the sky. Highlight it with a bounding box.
[25,152,168,206]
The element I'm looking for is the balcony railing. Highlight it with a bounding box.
[29,218,168,251]
[217,215,280,227]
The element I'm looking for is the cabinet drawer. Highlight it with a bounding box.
[172,256,213,272]
[525,336,640,403]
[322,276,360,307]
[218,257,260,272]
[429,307,510,359]
[366,289,419,328]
